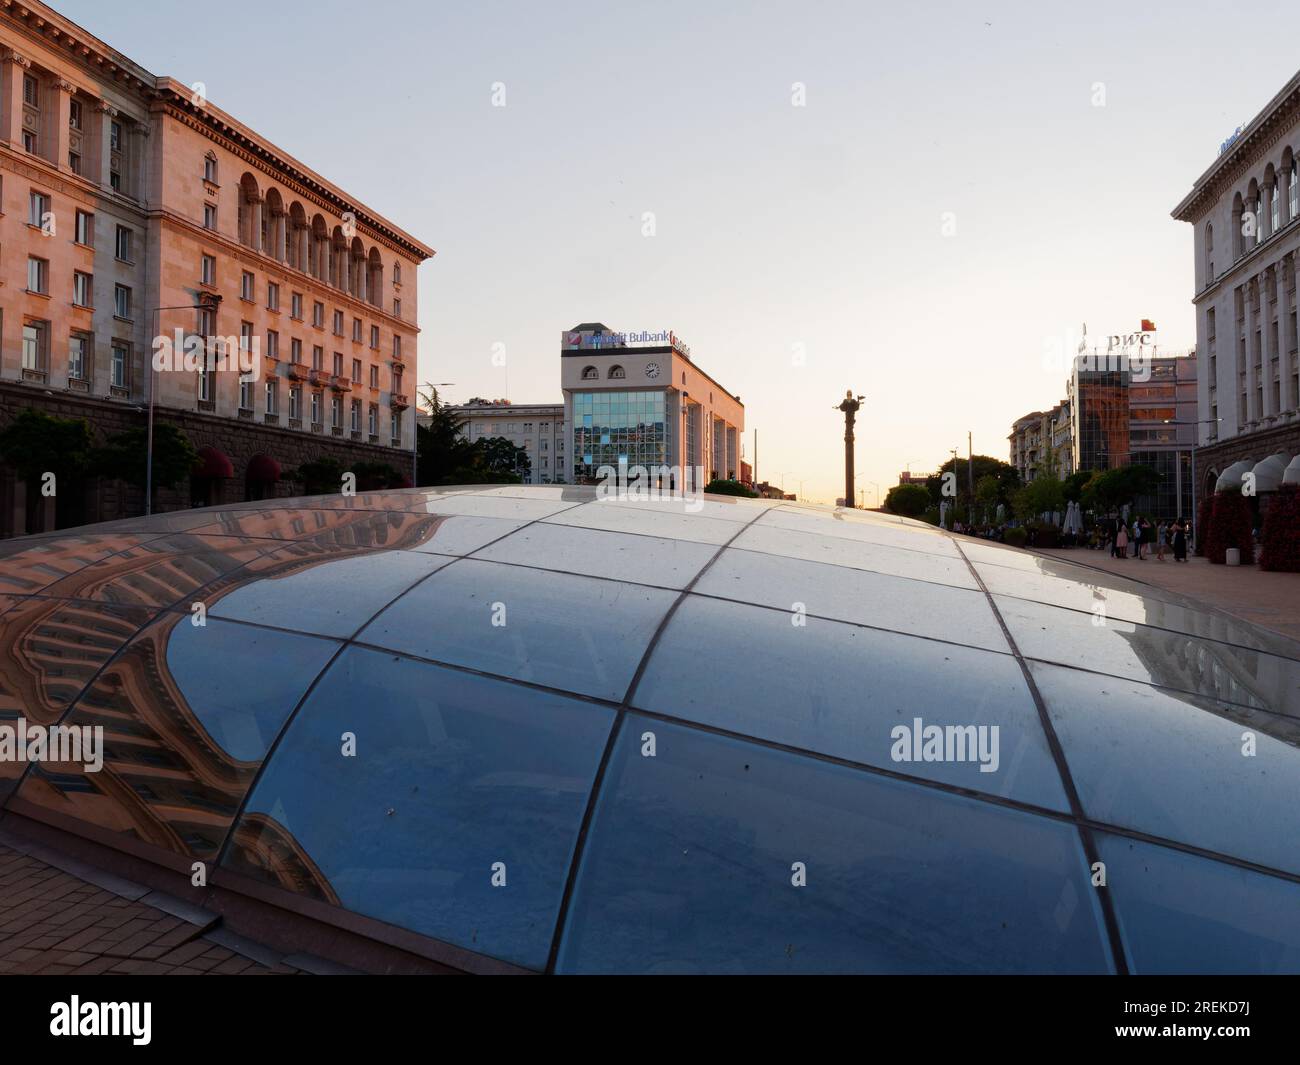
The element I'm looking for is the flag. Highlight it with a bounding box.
[1141,319,1156,332]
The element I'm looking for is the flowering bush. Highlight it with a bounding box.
[1194,494,1214,557]
[1205,491,1255,565]
[1259,485,1300,572]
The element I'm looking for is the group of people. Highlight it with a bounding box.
[1094,516,1189,562]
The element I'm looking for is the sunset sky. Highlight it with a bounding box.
[60,0,1300,502]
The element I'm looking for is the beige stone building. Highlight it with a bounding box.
[0,0,432,533]
[447,401,568,484]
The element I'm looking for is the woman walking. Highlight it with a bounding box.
[1115,521,1128,560]
[1172,518,1188,562]
[1156,520,1168,561]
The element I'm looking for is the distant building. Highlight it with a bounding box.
[446,401,566,485]
[561,323,743,486]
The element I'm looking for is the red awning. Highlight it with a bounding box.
[194,446,234,479]
[247,454,281,482]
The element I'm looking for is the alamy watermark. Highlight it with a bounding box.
[0,718,104,772]
[151,329,260,379]
[890,717,1000,773]
[595,463,706,512]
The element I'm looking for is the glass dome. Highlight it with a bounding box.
[1,485,1298,974]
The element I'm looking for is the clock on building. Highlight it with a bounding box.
[645,362,660,379]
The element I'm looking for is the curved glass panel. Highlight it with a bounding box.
[14,613,338,859]
[557,717,1112,973]
[634,596,1069,810]
[1033,662,1300,874]
[1098,834,1300,974]
[361,559,677,701]
[755,506,961,557]
[224,647,614,969]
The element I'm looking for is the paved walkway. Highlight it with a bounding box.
[1028,547,1300,645]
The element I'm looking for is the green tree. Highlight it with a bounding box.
[704,478,758,498]
[0,409,94,481]
[1014,475,1065,522]
[925,455,1019,507]
[90,425,198,512]
[884,483,930,516]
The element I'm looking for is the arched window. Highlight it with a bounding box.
[581,366,598,380]
[1291,160,1298,220]
[608,365,625,379]
[1232,192,1245,257]
[1255,191,1263,242]
[1271,177,1280,232]
[203,151,218,183]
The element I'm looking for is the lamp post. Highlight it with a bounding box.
[1162,417,1222,552]
[146,293,222,516]
[835,391,865,508]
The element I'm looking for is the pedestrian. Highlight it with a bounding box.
[1156,520,1168,561]
[1115,522,1128,560]
[1172,518,1187,562]
[1139,517,1152,560]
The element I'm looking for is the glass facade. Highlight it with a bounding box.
[1071,367,1130,472]
[571,389,666,483]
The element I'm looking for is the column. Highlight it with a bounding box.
[1283,254,1298,414]
[0,50,29,147]
[54,80,73,171]
[298,226,309,272]
[1245,277,1259,426]
[94,101,117,186]
[249,196,263,252]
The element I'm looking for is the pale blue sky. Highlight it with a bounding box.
[57,0,1300,502]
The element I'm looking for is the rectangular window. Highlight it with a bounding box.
[352,358,362,383]
[369,364,379,389]
[394,263,402,285]
[73,271,92,307]
[75,209,93,245]
[109,170,121,193]
[240,321,253,354]
[113,284,132,319]
[22,129,36,154]
[267,330,279,359]
[368,405,377,436]
[333,309,344,336]
[291,292,303,319]
[391,410,402,444]
[289,386,301,421]
[111,341,129,388]
[393,298,401,318]
[393,335,402,359]
[27,257,48,294]
[370,324,379,349]
[333,352,343,377]
[110,121,121,151]
[240,375,253,410]
[241,271,254,300]
[291,338,302,364]
[312,301,324,327]
[29,191,50,227]
[69,331,91,380]
[69,98,82,130]
[311,391,321,424]
[350,399,360,432]
[22,321,47,371]
[114,225,133,261]
[265,380,278,414]
[204,204,217,230]
[68,152,81,175]
[352,317,362,342]
[312,345,323,370]
[201,254,216,285]
[331,396,341,428]
[23,73,38,108]
[267,282,279,310]
[204,155,218,183]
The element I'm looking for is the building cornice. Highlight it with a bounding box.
[1172,68,1300,224]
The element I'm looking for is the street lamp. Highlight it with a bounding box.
[1162,417,1222,551]
[146,293,222,516]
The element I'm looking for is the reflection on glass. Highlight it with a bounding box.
[361,560,676,701]
[557,717,1112,973]
[14,613,337,858]
[224,648,614,969]
[1098,833,1300,974]
[635,597,1068,810]
[0,534,159,595]
[1032,662,1300,875]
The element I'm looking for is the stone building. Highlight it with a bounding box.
[0,0,433,535]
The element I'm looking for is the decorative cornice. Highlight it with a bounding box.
[2,47,31,68]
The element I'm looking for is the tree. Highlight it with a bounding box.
[884,483,929,516]
[1260,486,1300,572]
[1206,489,1255,565]
[90,425,198,512]
[1080,464,1159,513]
[1014,475,1065,522]
[925,455,1019,507]
[705,478,758,498]
[1062,470,1092,503]
[0,409,94,481]
[474,436,530,478]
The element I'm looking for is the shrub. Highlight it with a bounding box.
[1002,527,1027,548]
[1194,494,1213,557]
[1205,491,1255,565]
[1260,485,1300,572]
[884,483,929,516]
[704,478,758,498]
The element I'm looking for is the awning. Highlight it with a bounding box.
[247,454,281,482]
[194,446,234,479]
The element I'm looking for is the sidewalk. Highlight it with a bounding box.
[1028,547,1300,645]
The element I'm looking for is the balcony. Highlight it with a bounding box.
[390,393,409,410]
[309,368,330,388]
[287,363,309,382]
[330,375,352,393]
[310,422,323,434]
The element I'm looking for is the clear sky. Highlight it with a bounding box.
[55,0,1300,503]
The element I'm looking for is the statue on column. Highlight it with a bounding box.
[835,391,865,508]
